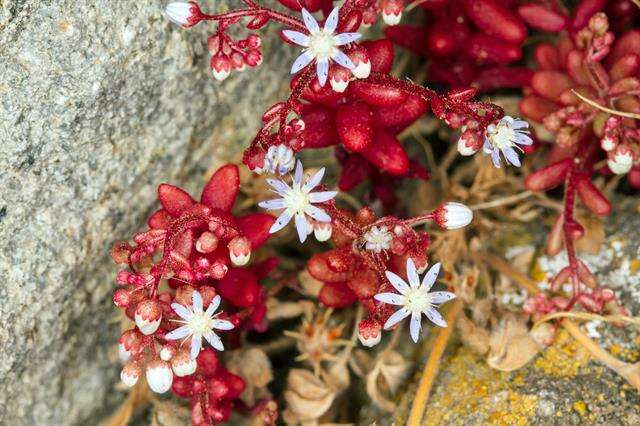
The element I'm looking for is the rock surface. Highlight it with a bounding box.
[392,199,640,425]
[0,1,290,423]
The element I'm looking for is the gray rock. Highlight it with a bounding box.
[0,1,290,423]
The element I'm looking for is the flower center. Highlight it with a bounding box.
[188,312,212,336]
[308,31,336,59]
[284,185,309,214]
[403,288,432,312]
[489,124,516,150]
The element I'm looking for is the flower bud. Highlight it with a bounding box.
[228,236,251,266]
[457,129,483,156]
[165,2,203,27]
[381,0,403,25]
[358,318,382,347]
[118,329,143,363]
[113,288,133,308]
[600,135,617,152]
[196,231,218,253]
[120,362,141,387]
[608,146,634,175]
[330,66,351,92]
[313,222,332,242]
[210,55,231,81]
[433,202,473,230]
[134,299,162,335]
[172,350,198,377]
[349,47,371,79]
[146,359,174,393]
[160,345,176,361]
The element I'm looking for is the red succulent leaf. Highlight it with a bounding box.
[148,209,172,229]
[361,131,410,176]
[201,164,239,212]
[463,0,527,44]
[362,39,395,73]
[349,81,408,107]
[336,102,373,152]
[319,282,358,308]
[158,184,196,217]
[217,268,261,308]
[236,213,275,249]
[517,4,567,32]
[525,159,572,191]
[575,174,612,216]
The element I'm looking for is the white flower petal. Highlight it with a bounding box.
[192,290,203,313]
[204,332,225,351]
[295,213,308,242]
[424,306,447,327]
[334,32,361,45]
[282,30,310,47]
[491,148,501,168]
[406,258,420,288]
[266,178,290,196]
[171,303,193,320]
[429,291,456,305]
[409,312,422,342]
[385,271,410,294]
[212,319,234,331]
[205,294,221,316]
[421,262,440,290]
[303,167,325,192]
[330,49,355,70]
[301,8,320,33]
[374,292,404,305]
[165,325,191,341]
[324,7,340,33]
[270,210,293,234]
[308,190,338,203]
[291,51,315,74]
[306,205,331,222]
[383,308,410,329]
[190,336,202,359]
[316,58,329,86]
[259,198,287,210]
[503,147,521,167]
[294,160,303,185]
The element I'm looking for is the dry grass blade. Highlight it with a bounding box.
[533,311,640,329]
[407,300,463,425]
[99,382,151,426]
[476,251,640,392]
[572,89,640,119]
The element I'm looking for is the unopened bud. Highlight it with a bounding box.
[121,362,141,387]
[228,236,251,266]
[165,2,203,28]
[146,359,174,393]
[433,202,473,230]
[196,231,218,253]
[118,329,142,363]
[172,350,198,377]
[210,55,231,81]
[358,318,382,347]
[134,299,162,335]
[313,222,333,242]
[160,345,176,361]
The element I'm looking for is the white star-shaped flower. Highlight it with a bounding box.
[483,115,532,168]
[374,259,456,343]
[259,160,337,243]
[283,7,361,86]
[166,291,234,359]
[364,226,393,253]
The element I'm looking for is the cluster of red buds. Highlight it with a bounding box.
[208,33,262,81]
[111,164,278,424]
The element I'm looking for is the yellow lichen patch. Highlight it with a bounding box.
[530,260,547,283]
[420,347,538,425]
[573,400,587,416]
[533,331,591,378]
[629,259,640,274]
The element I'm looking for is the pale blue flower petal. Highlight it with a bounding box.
[429,291,457,305]
[192,290,203,313]
[421,262,441,290]
[374,292,404,305]
[308,191,338,203]
[306,205,331,222]
[330,49,355,70]
[291,51,315,74]
[204,295,221,317]
[165,325,190,340]
[406,258,420,288]
[409,312,422,342]
[282,30,310,47]
[270,210,293,234]
[303,167,325,192]
[295,213,308,242]
[384,308,410,329]
[385,270,410,294]
[324,7,340,33]
[171,303,193,320]
[424,306,447,327]
[334,32,361,45]
[190,336,202,359]
[259,198,287,210]
[301,8,319,32]
[212,319,234,331]
[316,58,329,86]
[204,332,224,351]
[503,147,521,167]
